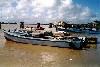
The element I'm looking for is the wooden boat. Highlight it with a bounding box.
[4,30,85,49]
[58,27,100,34]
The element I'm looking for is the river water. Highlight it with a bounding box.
[0,24,100,67]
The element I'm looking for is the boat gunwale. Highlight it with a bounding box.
[4,31,72,42]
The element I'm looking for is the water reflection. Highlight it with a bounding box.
[40,52,55,63]
[0,41,5,48]
[0,31,5,48]
[40,52,56,67]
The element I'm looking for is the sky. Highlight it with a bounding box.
[0,0,100,23]
[74,0,100,19]
[74,0,100,12]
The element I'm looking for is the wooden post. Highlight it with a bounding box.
[49,23,53,28]
[0,22,1,29]
[20,22,24,29]
[31,27,33,31]
[37,23,40,28]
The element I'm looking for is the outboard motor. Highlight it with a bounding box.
[69,37,84,49]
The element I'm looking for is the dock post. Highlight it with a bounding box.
[49,23,53,28]
[0,22,1,29]
[20,22,24,29]
[37,23,40,28]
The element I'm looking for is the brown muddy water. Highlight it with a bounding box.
[0,24,100,67]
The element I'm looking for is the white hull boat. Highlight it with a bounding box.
[4,30,84,49]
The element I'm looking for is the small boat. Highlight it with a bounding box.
[58,27,100,34]
[89,30,100,34]
[4,30,86,49]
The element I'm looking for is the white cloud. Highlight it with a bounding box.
[0,0,98,23]
[32,0,55,8]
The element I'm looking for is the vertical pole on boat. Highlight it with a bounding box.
[20,22,24,29]
[0,22,1,29]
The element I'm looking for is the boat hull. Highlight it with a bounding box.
[4,32,71,48]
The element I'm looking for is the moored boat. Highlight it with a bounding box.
[4,30,85,49]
